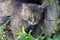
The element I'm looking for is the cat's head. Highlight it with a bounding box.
[21,3,45,25]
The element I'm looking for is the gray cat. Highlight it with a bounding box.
[11,3,44,40]
[0,0,44,39]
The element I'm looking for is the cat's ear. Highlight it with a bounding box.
[38,3,45,13]
[22,3,29,10]
[38,3,45,9]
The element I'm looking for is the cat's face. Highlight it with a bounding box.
[21,3,44,25]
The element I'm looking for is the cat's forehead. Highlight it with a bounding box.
[22,3,44,11]
[22,3,45,15]
[22,3,40,9]
[27,4,39,8]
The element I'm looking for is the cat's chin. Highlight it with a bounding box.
[28,21,38,25]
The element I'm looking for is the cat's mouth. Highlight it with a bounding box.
[23,18,38,25]
[28,21,38,25]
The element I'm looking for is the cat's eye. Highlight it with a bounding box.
[28,18,32,21]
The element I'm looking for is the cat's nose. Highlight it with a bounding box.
[31,20,37,25]
[32,21,34,24]
[31,21,37,25]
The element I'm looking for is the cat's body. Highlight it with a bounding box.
[11,3,44,39]
[0,0,44,39]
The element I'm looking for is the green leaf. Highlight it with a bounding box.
[15,30,20,35]
[47,37,53,40]
[22,25,25,33]
[0,33,5,39]
[22,25,26,34]
[28,30,32,36]
[27,35,34,40]
[19,33,27,40]
[0,26,3,32]
[7,37,13,40]
[53,35,60,40]
[2,20,10,28]
[40,36,45,40]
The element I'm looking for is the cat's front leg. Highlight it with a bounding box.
[11,16,22,40]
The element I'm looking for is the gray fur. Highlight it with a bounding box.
[0,0,44,40]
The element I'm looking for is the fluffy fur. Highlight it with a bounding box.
[0,0,44,39]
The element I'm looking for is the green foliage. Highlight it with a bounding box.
[19,33,27,40]
[15,25,34,40]
[0,20,60,40]
[7,37,13,40]
[43,0,54,6]
[15,25,60,40]
[38,34,60,40]
[15,30,20,35]
[53,34,60,40]
[0,20,13,40]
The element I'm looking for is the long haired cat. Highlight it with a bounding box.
[0,0,44,39]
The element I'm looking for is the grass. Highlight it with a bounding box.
[0,20,60,40]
